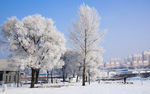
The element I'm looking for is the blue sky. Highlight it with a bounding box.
[0,0,150,62]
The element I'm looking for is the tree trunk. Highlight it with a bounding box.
[62,67,65,82]
[85,76,88,82]
[30,68,36,88]
[51,69,53,83]
[17,71,20,87]
[82,58,86,86]
[73,71,76,78]
[35,69,40,84]
[124,77,126,84]
[82,29,87,86]
[65,73,68,82]
[47,70,49,83]
[88,72,90,85]
[76,75,79,82]
[73,73,75,78]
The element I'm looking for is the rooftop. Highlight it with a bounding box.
[0,59,18,71]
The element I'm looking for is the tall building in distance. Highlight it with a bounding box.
[104,50,150,69]
[124,50,150,68]
[104,58,121,69]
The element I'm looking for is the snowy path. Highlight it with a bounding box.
[1,81,150,94]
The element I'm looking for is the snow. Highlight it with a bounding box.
[1,80,150,94]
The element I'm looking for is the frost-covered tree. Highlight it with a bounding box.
[1,14,66,88]
[61,49,83,82]
[42,59,64,83]
[86,52,103,84]
[70,4,106,86]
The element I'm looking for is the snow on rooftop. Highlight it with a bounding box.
[0,59,18,71]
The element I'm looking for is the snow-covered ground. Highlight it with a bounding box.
[0,80,150,94]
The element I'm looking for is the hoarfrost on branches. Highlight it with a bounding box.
[70,4,106,85]
[1,14,66,87]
